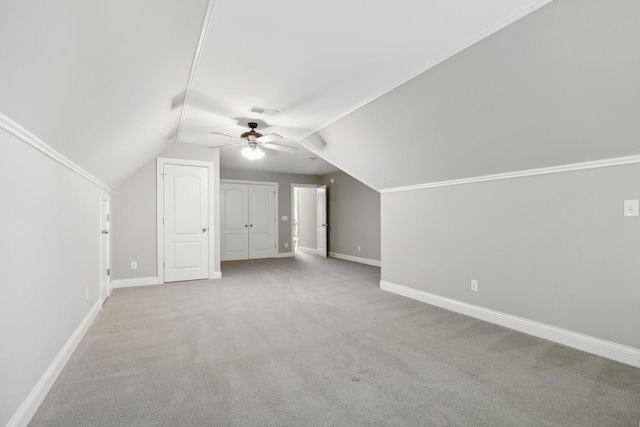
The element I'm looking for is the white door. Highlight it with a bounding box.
[164,164,209,282]
[249,184,275,259]
[100,196,110,303]
[317,185,327,257]
[221,183,249,261]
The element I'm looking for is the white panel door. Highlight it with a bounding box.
[249,184,275,259]
[317,185,327,257]
[164,164,209,282]
[221,183,249,261]
[100,196,110,303]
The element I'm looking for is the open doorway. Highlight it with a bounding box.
[291,184,327,257]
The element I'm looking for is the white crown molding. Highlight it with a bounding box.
[175,0,216,145]
[0,113,113,194]
[380,154,640,194]
[380,280,640,368]
[329,252,381,267]
[7,300,101,427]
[111,276,161,289]
[297,0,555,143]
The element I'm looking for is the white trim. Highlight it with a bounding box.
[0,113,113,194]
[297,0,555,144]
[380,280,640,368]
[329,252,381,267]
[7,300,102,427]
[111,276,161,289]
[175,0,216,144]
[213,271,222,279]
[298,246,318,254]
[157,158,217,282]
[276,252,294,258]
[381,154,640,194]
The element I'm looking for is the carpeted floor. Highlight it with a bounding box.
[30,251,640,426]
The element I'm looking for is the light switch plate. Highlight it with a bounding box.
[623,200,639,217]
[282,216,288,221]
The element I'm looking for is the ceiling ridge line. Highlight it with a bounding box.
[175,0,218,146]
[0,112,113,194]
[296,0,556,144]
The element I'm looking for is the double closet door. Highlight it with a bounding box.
[221,182,276,261]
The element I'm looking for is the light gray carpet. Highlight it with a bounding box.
[31,251,640,426]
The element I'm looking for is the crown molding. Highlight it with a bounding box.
[0,113,113,194]
[380,154,640,194]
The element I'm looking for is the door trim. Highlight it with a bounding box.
[157,158,216,283]
[221,179,279,256]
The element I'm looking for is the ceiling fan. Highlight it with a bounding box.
[210,122,297,160]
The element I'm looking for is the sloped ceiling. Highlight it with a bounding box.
[0,0,208,188]
[301,0,640,190]
[1,0,558,188]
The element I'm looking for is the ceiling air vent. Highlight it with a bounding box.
[249,106,280,116]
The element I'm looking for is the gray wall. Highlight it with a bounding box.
[113,143,221,280]
[323,171,381,261]
[297,187,317,250]
[0,129,107,425]
[382,164,640,349]
[113,160,157,279]
[221,168,322,253]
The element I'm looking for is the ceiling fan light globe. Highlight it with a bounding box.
[242,146,265,161]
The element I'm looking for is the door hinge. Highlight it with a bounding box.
[107,268,110,276]
[163,261,165,269]
[107,214,110,222]
[162,218,165,224]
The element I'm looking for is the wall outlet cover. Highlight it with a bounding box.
[623,200,639,217]
[471,280,479,292]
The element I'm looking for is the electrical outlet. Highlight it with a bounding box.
[285,242,289,248]
[471,280,479,292]
[131,261,137,270]
[85,287,89,300]
[358,245,361,252]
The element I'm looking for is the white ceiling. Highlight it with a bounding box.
[0,0,554,187]
[178,0,553,176]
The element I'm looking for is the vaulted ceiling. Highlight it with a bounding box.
[2,0,637,190]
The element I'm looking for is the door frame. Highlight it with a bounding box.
[221,179,279,257]
[99,192,111,302]
[290,183,321,256]
[157,157,217,283]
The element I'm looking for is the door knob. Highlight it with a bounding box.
[250,224,253,227]
[202,227,208,233]
[101,230,109,234]
[245,224,248,227]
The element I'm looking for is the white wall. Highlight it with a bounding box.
[296,187,317,250]
[381,163,640,353]
[0,126,108,426]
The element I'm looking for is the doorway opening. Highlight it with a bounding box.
[291,184,327,258]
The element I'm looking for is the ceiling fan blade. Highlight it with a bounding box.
[211,131,241,141]
[256,133,283,143]
[263,142,297,152]
[209,142,244,149]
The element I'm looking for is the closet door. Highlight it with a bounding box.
[221,183,249,261]
[248,184,276,259]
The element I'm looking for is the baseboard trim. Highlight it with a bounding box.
[111,276,161,289]
[297,246,318,254]
[380,280,640,368]
[330,252,381,267]
[212,271,222,279]
[276,252,294,258]
[7,300,102,427]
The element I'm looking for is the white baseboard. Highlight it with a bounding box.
[212,271,222,279]
[329,252,381,267]
[111,276,161,289]
[276,252,294,258]
[297,246,318,254]
[8,300,102,427]
[380,280,640,368]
